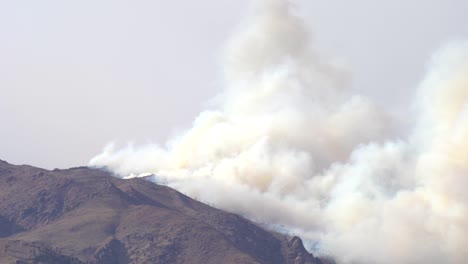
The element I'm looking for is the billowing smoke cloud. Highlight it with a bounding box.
[90,1,468,263]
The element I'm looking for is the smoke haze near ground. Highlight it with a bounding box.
[90,1,468,263]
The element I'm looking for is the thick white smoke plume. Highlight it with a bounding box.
[90,1,468,263]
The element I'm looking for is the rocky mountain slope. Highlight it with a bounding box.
[0,160,328,264]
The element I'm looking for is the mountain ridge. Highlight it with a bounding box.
[0,159,329,264]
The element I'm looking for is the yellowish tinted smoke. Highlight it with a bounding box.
[90,1,468,263]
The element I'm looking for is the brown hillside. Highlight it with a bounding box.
[0,160,326,264]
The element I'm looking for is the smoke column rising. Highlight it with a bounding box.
[90,1,468,263]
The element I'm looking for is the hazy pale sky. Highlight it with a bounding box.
[1,0,467,169]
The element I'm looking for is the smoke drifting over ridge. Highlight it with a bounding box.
[90,1,468,263]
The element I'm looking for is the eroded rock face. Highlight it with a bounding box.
[282,237,323,264]
[0,160,326,264]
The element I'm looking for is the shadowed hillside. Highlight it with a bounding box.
[0,160,327,264]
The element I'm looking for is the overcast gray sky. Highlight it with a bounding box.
[1,0,467,169]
